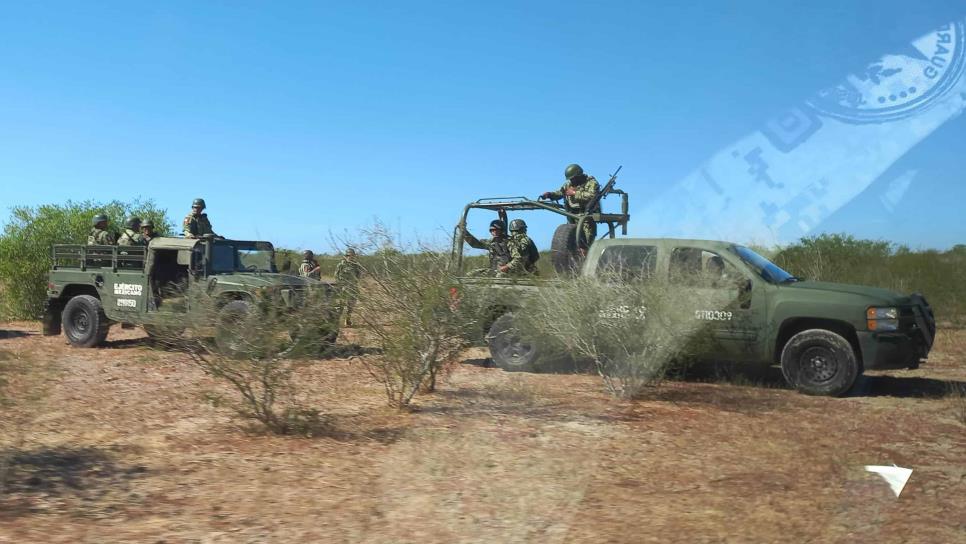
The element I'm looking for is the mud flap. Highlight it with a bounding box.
[42,300,63,336]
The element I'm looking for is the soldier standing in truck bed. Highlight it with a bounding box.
[463,219,511,276]
[117,217,146,246]
[87,214,116,245]
[183,198,219,238]
[498,219,539,277]
[540,163,600,247]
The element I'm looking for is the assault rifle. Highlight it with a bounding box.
[585,165,622,214]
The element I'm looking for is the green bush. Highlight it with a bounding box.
[0,199,173,319]
[774,233,966,323]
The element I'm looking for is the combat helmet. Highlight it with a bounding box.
[345,247,357,257]
[564,163,584,180]
[91,214,108,227]
[302,250,314,259]
[192,198,206,210]
[508,219,528,233]
[141,219,154,229]
[125,216,142,230]
[489,219,507,234]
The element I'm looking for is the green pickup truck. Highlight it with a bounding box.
[42,237,340,348]
[456,237,936,397]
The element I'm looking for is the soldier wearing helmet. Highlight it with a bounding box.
[540,163,600,246]
[498,219,539,277]
[335,248,364,327]
[183,198,219,239]
[299,250,321,280]
[140,220,156,243]
[117,217,146,246]
[87,214,116,245]
[463,219,511,276]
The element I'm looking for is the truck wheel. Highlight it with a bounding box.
[215,300,253,355]
[780,329,860,397]
[487,313,539,372]
[62,295,110,348]
[551,224,580,275]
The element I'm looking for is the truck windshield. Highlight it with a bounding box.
[730,246,795,284]
[210,241,277,273]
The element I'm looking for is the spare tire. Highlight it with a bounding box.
[551,224,580,275]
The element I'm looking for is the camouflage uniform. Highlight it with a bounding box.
[545,175,600,244]
[464,232,510,276]
[87,228,116,246]
[183,213,216,238]
[299,259,321,280]
[500,232,538,277]
[117,228,146,246]
[335,255,364,326]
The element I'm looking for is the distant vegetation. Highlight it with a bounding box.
[772,234,966,324]
[0,200,173,319]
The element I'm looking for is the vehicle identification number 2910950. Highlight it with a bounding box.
[695,310,733,321]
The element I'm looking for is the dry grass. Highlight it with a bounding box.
[0,322,964,542]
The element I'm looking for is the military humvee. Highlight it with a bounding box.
[452,200,935,396]
[43,237,340,348]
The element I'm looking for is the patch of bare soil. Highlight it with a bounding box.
[0,322,964,543]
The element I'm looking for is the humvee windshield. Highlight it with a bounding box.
[210,241,277,273]
[731,245,795,284]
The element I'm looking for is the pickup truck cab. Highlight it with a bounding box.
[459,237,936,396]
[43,237,339,348]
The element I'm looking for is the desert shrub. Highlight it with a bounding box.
[153,285,339,435]
[948,383,966,427]
[518,272,709,399]
[774,233,966,322]
[0,199,173,319]
[353,225,477,409]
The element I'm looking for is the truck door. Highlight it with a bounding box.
[668,246,759,361]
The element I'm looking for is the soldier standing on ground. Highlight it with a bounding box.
[117,217,146,246]
[299,250,322,280]
[540,163,600,247]
[498,219,539,277]
[183,198,219,238]
[335,248,364,326]
[140,220,156,243]
[87,214,116,245]
[463,219,511,276]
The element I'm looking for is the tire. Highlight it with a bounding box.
[551,224,580,275]
[487,313,539,372]
[780,329,860,397]
[214,300,253,355]
[62,295,110,348]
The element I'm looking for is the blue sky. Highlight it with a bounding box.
[1,1,964,251]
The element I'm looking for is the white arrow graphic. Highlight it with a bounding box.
[864,465,913,498]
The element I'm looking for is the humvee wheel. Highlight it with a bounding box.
[780,329,860,397]
[487,313,539,372]
[62,295,110,348]
[215,299,253,355]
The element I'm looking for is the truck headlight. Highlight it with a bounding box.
[867,307,898,331]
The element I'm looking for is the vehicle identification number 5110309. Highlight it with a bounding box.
[695,310,733,321]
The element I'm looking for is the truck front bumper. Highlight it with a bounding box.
[857,331,929,370]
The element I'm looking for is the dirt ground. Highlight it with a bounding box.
[0,322,964,543]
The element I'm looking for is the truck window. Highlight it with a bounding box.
[597,245,657,282]
[670,248,742,289]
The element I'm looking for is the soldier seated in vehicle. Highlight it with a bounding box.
[463,219,511,277]
[497,219,539,277]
